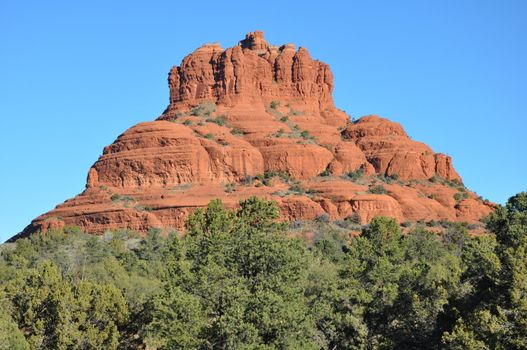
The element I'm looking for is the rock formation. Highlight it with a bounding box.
[13,31,494,239]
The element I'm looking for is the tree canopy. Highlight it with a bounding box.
[0,193,526,349]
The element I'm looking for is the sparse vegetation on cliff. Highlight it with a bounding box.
[230,127,245,136]
[345,168,364,182]
[190,102,216,117]
[369,184,387,194]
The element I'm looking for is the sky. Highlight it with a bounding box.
[0,0,526,242]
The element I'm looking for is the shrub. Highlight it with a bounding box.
[427,220,439,227]
[345,212,362,225]
[315,213,330,223]
[378,173,399,184]
[280,116,289,122]
[439,219,452,228]
[346,168,364,182]
[369,185,387,195]
[241,175,255,186]
[289,183,305,194]
[223,183,236,193]
[135,205,154,212]
[264,171,290,183]
[191,102,216,117]
[230,128,245,136]
[273,128,285,137]
[429,175,440,183]
[454,191,469,202]
[182,119,192,125]
[305,188,317,196]
[270,100,280,109]
[203,133,214,139]
[335,219,362,230]
[334,220,348,228]
[111,194,136,204]
[467,223,479,230]
[390,173,399,180]
[300,130,315,141]
[289,220,303,229]
[450,178,463,187]
[401,220,413,228]
[63,225,83,235]
[319,169,331,177]
[261,171,289,186]
[206,114,228,126]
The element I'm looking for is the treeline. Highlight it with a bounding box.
[1,194,526,349]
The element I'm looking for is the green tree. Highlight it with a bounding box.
[443,192,527,349]
[338,218,465,349]
[3,193,527,349]
[5,261,128,349]
[336,217,406,349]
[0,293,29,350]
[148,197,320,349]
[386,228,463,349]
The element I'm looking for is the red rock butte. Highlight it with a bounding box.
[13,31,494,239]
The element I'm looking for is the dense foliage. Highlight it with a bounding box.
[1,193,526,349]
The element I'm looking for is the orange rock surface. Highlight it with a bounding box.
[341,116,461,181]
[14,31,493,238]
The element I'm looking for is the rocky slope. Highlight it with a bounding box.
[14,31,493,238]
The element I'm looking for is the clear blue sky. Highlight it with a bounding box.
[1,0,526,241]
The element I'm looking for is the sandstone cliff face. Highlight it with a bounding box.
[15,32,493,238]
[341,116,461,181]
[165,31,337,114]
[87,121,264,187]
